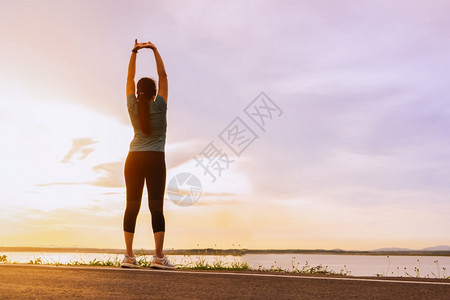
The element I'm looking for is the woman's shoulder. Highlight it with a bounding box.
[154,94,167,111]
[127,93,138,114]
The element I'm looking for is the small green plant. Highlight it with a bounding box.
[136,254,151,268]
[385,256,390,276]
[434,260,441,278]
[431,260,450,279]
[0,255,9,263]
[285,258,348,276]
[230,259,248,271]
[414,259,421,277]
[340,265,350,276]
[27,257,42,264]
[266,260,285,272]
[177,254,249,271]
[87,256,121,267]
[69,257,86,266]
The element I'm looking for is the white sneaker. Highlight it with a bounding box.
[150,254,175,269]
[120,254,140,268]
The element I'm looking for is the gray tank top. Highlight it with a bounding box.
[127,94,167,152]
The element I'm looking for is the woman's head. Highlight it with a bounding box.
[137,77,157,102]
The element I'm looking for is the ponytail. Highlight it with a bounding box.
[137,100,152,135]
[136,77,157,136]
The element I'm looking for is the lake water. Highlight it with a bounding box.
[1,252,449,278]
[243,254,450,277]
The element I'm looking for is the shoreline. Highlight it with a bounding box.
[1,247,450,256]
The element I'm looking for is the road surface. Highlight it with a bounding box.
[0,264,449,299]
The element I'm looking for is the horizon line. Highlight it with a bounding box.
[1,246,449,254]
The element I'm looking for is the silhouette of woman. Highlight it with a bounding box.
[121,39,174,269]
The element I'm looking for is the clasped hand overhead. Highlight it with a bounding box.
[133,39,157,51]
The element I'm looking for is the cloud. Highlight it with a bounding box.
[35,182,87,187]
[92,162,124,188]
[165,191,240,207]
[61,138,98,163]
[165,140,206,169]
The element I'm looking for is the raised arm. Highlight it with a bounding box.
[126,39,147,98]
[126,53,136,98]
[146,42,168,103]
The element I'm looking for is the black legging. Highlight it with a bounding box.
[123,151,166,233]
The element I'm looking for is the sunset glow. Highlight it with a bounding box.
[1,0,449,251]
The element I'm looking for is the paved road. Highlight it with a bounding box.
[1,264,449,299]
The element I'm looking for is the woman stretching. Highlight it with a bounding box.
[121,39,174,269]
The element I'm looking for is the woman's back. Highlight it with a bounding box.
[127,93,167,152]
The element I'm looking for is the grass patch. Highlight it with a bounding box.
[176,255,249,271]
[375,256,450,279]
[0,252,248,271]
[253,257,350,276]
[1,252,448,278]
[0,252,335,274]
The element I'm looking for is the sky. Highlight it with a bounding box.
[0,0,449,251]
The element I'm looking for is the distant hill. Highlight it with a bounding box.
[371,245,450,252]
[421,245,450,251]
